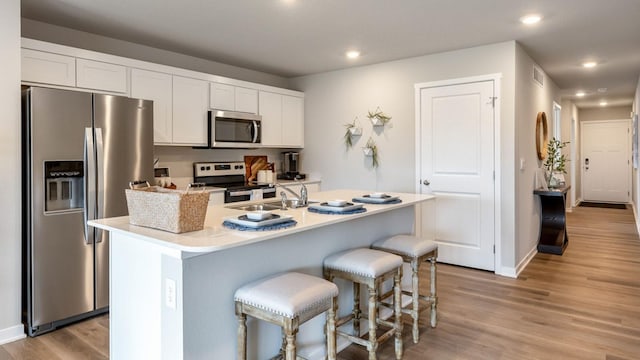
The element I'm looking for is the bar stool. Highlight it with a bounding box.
[372,234,438,343]
[323,248,404,360]
[234,272,339,360]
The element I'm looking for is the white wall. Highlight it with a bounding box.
[579,105,632,122]
[514,44,561,267]
[0,0,24,345]
[291,41,519,271]
[21,18,291,89]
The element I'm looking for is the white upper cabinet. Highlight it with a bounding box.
[21,39,303,148]
[281,95,304,147]
[130,69,173,145]
[172,76,208,146]
[210,82,235,111]
[76,58,127,93]
[234,87,258,114]
[210,82,258,114]
[259,91,282,147]
[21,48,76,87]
[259,91,304,148]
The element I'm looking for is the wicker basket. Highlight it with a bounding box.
[125,186,209,233]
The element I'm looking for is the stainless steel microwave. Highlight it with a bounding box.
[207,110,262,148]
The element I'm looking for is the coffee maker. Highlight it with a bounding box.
[278,151,306,180]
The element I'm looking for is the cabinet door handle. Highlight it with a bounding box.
[422,179,430,186]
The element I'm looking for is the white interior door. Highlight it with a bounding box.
[417,79,495,271]
[581,120,630,203]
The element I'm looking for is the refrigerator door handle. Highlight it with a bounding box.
[95,127,105,243]
[84,128,95,245]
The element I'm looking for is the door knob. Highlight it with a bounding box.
[422,179,430,186]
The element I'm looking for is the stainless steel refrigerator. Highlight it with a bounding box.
[22,86,154,336]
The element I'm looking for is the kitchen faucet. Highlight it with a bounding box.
[274,179,308,208]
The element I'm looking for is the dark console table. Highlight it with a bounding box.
[534,185,570,255]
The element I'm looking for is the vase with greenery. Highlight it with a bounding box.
[363,137,379,168]
[343,117,362,148]
[367,107,392,126]
[543,137,569,187]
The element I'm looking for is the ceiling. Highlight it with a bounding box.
[21,0,640,108]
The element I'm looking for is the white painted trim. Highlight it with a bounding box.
[552,102,562,140]
[631,202,640,237]
[0,324,25,345]
[571,117,577,208]
[414,73,503,90]
[501,245,538,278]
[414,73,503,274]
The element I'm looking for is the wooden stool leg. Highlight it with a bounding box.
[235,303,247,360]
[411,258,420,343]
[353,282,361,337]
[394,269,404,360]
[367,285,378,360]
[283,319,297,360]
[430,256,438,327]
[327,297,337,360]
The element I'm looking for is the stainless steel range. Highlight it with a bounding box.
[193,162,276,203]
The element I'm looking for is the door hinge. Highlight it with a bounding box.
[493,171,495,181]
[493,245,495,254]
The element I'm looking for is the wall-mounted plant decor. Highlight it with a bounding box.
[367,106,392,126]
[343,117,363,149]
[363,137,379,168]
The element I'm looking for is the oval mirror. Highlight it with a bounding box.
[536,112,549,160]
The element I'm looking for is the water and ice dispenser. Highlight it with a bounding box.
[44,161,84,212]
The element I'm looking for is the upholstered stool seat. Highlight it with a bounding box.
[235,272,339,360]
[323,248,404,360]
[372,234,438,343]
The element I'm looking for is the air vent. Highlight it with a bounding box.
[533,66,544,87]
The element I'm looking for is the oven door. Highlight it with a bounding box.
[225,187,276,203]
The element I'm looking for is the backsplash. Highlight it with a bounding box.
[154,146,289,187]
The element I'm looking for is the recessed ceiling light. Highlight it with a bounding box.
[597,87,608,93]
[583,61,597,68]
[576,92,586,97]
[520,14,542,25]
[600,101,608,106]
[346,50,360,59]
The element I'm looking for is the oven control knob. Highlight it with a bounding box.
[206,166,211,170]
[200,166,205,171]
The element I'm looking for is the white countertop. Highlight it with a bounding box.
[89,189,434,254]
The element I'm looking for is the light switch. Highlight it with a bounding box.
[520,158,526,171]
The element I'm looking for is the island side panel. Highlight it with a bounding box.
[110,232,164,360]
[181,206,415,360]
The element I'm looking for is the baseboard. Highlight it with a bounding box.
[495,245,537,278]
[0,324,25,345]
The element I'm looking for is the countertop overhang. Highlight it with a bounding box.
[88,189,434,255]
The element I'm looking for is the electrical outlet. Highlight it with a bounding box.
[165,278,176,310]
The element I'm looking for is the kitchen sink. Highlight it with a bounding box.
[225,203,282,211]
[261,199,319,208]
[226,199,318,211]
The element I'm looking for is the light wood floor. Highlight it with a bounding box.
[2,206,639,359]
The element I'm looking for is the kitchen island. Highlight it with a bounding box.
[89,189,434,360]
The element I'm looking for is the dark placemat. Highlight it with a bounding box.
[352,198,402,205]
[307,207,367,215]
[222,219,297,231]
